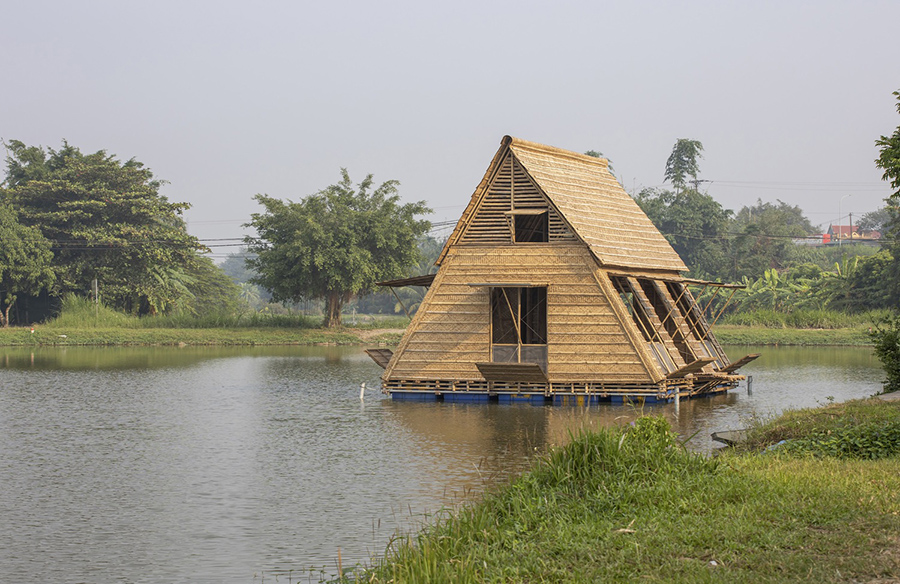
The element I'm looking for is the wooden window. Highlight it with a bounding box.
[491,287,548,369]
[491,288,519,345]
[513,212,549,243]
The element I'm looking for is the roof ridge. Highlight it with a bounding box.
[505,135,609,170]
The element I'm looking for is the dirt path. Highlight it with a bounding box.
[350,328,406,341]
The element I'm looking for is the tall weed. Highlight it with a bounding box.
[45,294,139,329]
[43,294,320,329]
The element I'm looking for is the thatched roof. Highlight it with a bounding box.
[439,136,687,273]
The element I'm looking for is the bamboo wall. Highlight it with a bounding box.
[459,152,575,245]
[384,244,656,385]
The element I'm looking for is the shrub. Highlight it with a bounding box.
[870,314,900,393]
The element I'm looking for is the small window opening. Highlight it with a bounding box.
[514,212,549,243]
[491,287,547,344]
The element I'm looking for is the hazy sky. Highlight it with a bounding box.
[2,1,898,258]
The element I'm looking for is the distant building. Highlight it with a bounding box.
[825,224,881,246]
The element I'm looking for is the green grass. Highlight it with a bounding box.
[45,294,322,329]
[0,322,874,347]
[713,308,888,346]
[712,324,872,346]
[0,295,405,345]
[0,295,881,347]
[353,408,900,583]
[739,398,900,458]
[721,308,891,329]
[0,326,367,346]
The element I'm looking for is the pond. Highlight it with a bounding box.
[0,345,884,583]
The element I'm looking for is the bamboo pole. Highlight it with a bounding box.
[389,287,412,319]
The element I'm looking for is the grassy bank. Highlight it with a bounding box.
[713,324,873,346]
[0,295,882,346]
[0,326,387,346]
[0,324,868,347]
[0,295,406,346]
[357,401,900,583]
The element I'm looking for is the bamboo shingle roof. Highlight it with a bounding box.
[439,136,687,273]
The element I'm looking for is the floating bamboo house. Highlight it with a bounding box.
[367,136,757,404]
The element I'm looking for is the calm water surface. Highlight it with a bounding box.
[0,345,884,583]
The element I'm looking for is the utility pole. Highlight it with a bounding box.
[690,178,710,192]
[839,194,852,247]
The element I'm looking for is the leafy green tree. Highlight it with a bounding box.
[219,249,270,308]
[246,169,431,327]
[220,250,259,285]
[876,91,900,201]
[0,199,56,326]
[870,314,900,393]
[635,187,731,276]
[637,139,734,277]
[857,207,894,235]
[352,235,445,316]
[726,199,818,280]
[178,255,243,316]
[3,140,203,314]
[845,249,895,310]
[664,139,704,193]
[872,90,900,307]
[867,93,900,389]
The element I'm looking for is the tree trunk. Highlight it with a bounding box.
[1,302,12,328]
[324,291,343,328]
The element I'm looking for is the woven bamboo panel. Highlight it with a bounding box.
[386,244,654,384]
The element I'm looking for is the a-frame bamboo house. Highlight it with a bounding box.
[368,136,757,404]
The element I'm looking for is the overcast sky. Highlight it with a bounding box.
[2,1,898,258]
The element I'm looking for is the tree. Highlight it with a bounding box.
[870,314,900,394]
[3,140,204,314]
[220,250,259,285]
[0,199,56,326]
[219,249,270,308]
[857,207,894,235]
[873,90,900,308]
[845,249,895,310]
[246,169,431,327]
[875,90,900,200]
[664,139,704,192]
[177,255,243,316]
[635,186,731,277]
[870,93,900,389]
[727,199,818,280]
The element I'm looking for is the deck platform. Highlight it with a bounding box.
[385,377,739,405]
